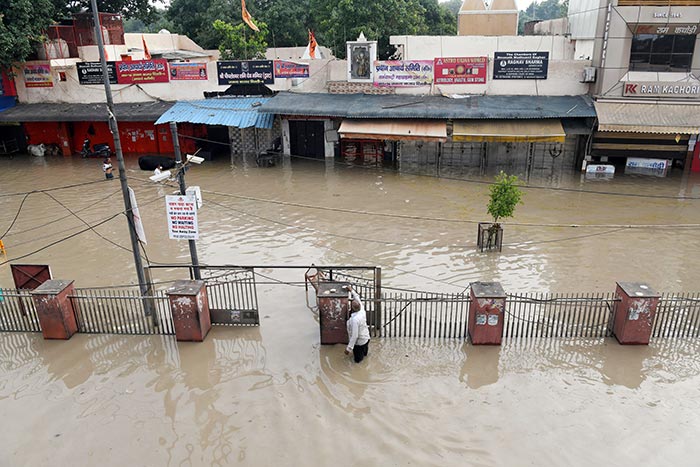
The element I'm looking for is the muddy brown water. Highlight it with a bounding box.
[1,155,700,465]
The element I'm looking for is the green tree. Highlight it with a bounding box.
[0,0,55,69]
[311,0,428,59]
[517,0,568,34]
[167,0,237,49]
[54,0,160,21]
[213,20,269,60]
[255,0,312,48]
[124,9,174,33]
[487,171,523,226]
[418,0,457,36]
[442,0,462,16]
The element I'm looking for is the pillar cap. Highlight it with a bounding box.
[317,281,350,298]
[167,280,205,295]
[471,281,505,298]
[30,279,74,295]
[616,282,660,298]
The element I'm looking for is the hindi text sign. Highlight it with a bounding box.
[217,60,274,85]
[166,195,199,240]
[433,57,487,84]
[116,59,169,84]
[373,60,433,86]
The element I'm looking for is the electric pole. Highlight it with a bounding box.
[170,122,202,280]
[90,0,151,305]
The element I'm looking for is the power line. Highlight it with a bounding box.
[0,193,32,240]
[175,132,700,201]
[0,179,108,198]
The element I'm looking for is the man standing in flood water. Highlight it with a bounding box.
[344,285,370,363]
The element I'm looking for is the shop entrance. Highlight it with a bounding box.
[289,120,325,158]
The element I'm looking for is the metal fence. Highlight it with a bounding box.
[504,293,617,338]
[378,291,470,338]
[70,288,174,335]
[653,293,700,338]
[317,268,382,335]
[0,288,41,332]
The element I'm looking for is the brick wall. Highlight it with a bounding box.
[327,81,395,95]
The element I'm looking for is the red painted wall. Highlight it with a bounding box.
[72,121,112,154]
[24,122,73,156]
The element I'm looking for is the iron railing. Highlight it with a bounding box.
[379,291,470,338]
[0,288,41,332]
[70,288,174,335]
[504,293,618,338]
[653,293,700,338]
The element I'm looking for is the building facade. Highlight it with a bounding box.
[569,0,700,171]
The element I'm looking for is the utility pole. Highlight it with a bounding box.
[170,122,201,280]
[90,0,151,305]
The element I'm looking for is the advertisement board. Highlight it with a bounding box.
[433,57,487,84]
[274,60,310,78]
[373,60,433,86]
[169,62,208,80]
[23,64,53,88]
[77,61,118,84]
[115,59,169,84]
[217,60,274,85]
[493,52,549,79]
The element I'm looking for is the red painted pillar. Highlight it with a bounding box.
[316,282,350,345]
[468,282,506,345]
[613,282,660,345]
[691,141,700,173]
[166,280,211,342]
[30,280,78,340]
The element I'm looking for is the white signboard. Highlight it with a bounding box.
[166,194,199,240]
[128,187,147,245]
[626,157,669,170]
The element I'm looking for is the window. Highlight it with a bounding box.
[629,34,696,72]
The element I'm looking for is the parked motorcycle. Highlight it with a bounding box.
[81,139,111,158]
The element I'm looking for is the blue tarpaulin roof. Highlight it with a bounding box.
[258,93,596,120]
[155,98,274,129]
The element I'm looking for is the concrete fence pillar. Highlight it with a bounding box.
[30,280,78,340]
[166,280,211,342]
[468,282,506,345]
[613,282,660,345]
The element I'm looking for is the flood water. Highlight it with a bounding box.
[2,154,700,465]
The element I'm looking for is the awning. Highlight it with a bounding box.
[258,93,596,120]
[0,101,174,123]
[338,120,447,142]
[595,101,700,134]
[154,98,273,129]
[452,119,566,143]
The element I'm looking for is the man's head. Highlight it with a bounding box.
[351,300,361,313]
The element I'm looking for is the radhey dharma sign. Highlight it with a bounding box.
[166,194,199,240]
[623,81,700,97]
[493,52,549,79]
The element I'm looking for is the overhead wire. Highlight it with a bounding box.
[0,192,32,240]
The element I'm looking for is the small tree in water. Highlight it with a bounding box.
[487,171,523,228]
[479,171,523,251]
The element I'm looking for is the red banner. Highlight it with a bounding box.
[23,64,53,88]
[116,59,169,84]
[433,57,487,85]
[274,60,310,78]
[169,62,208,80]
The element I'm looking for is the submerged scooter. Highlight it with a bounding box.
[81,139,111,158]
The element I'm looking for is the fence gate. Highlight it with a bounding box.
[200,268,259,326]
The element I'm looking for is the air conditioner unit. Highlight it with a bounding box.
[582,67,597,83]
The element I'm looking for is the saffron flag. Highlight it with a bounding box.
[241,0,260,32]
[142,35,151,60]
[308,30,317,59]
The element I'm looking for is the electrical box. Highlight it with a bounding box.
[582,67,597,83]
[185,186,202,209]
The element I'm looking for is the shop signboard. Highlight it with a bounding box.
[77,61,118,84]
[433,57,487,84]
[623,81,700,97]
[274,60,310,78]
[217,60,274,85]
[166,194,199,240]
[115,59,169,84]
[634,23,698,35]
[23,64,53,88]
[169,62,208,80]
[493,52,549,79]
[373,60,433,86]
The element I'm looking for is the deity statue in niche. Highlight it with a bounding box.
[350,45,370,80]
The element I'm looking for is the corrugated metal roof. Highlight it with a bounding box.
[595,101,700,134]
[0,101,174,123]
[258,92,596,120]
[155,98,273,129]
